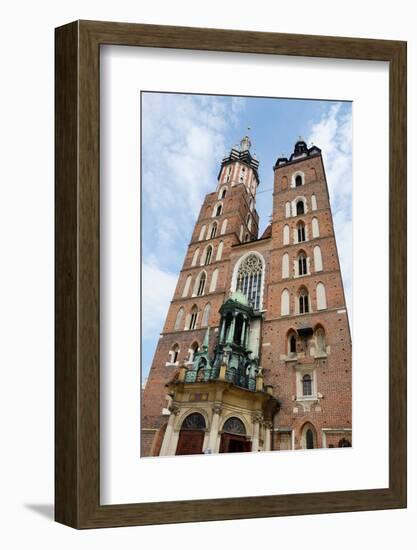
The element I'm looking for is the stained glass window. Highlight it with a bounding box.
[236,254,263,310]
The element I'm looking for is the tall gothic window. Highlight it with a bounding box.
[298,252,307,276]
[296,200,305,216]
[189,306,198,330]
[204,246,212,265]
[297,221,306,242]
[215,204,222,217]
[295,174,302,187]
[196,273,206,296]
[174,307,184,331]
[299,287,309,314]
[236,254,264,310]
[221,188,227,199]
[210,222,217,239]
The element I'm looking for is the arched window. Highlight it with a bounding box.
[218,186,227,199]
[302,374,312,396]
[202,303,211,327]
[288,330,297,355]
[310,167,317,181]
[209,269,218,292]
[214,203,222,217]
[245,233,250,242]
[196,272,206,296]
[181,412,206,430]
[281,288,290,316]
[285,202,291,218]
[189,306,198,330]
[220,218,228,235]
[198,225,206,241]
[295,174,302,187]
[235,253,264,310]
[315,326,326,355]
[191,248,200,266]
[209,222,217,239]
[283,224,290,245]
[188,341,199,363]
[282,253,289,279]
[169,343,179,364]
[311,194,317,211]
[312,217,320,238]
[298,252,307,276]
[174,308,184,331]
[299,287,309,314]
[223,417,246,435]
[204,245,212,265]
[302,423,316,449]
[216,241,223,261]
[313,245,323,271]
[182,275,192,297]
[297,221,306,243]
[296,200,305,216]
[316,282,327,310]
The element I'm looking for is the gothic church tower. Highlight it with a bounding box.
[141,136,352,456]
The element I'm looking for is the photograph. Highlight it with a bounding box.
[140,92,353,456]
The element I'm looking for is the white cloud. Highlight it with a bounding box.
[307,104,353,321]
[142,92,245,269]
[142,256,178,339]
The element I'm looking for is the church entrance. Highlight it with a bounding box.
[175,412,206,456]
[219,416,251,453]
[219,433,251,453]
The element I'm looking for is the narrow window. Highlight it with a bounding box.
[316,282,327,310]
[299,289,309,314]
[220,219,228,235]
[215,204,222,217]
[295,174,302,187]
[221,188,227,199]
[296,200,305,216]
[210,223,217,239]
[204,246,212,265]
[169,344,179,364]
[298,253,307,276]
[297,222,306,243]
[283,224,290,245]
[189,307,198,330]
[216,241,223,261]
[174,308,184,331]
[303,374,312,396]
[202,303,211,327]
[197,273,206,296]
[290,334,296,354]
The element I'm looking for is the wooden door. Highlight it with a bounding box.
[175,430,204,455]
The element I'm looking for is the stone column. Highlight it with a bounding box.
[240,318,247,346]
[251,412,263,452]
[264,421,272,452]
[226,315,236,344]
[219,319,226,343]
[208,404,222,452]
[159,405,179,456]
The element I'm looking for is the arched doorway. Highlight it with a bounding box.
[219,417,251,453]
[300,422,317,449]
[175,412,206,455]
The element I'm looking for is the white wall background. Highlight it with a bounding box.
[0,0,414,547]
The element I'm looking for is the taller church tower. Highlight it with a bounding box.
[141,136,352,456]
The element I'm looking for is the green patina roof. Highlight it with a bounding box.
[229,290,249,306]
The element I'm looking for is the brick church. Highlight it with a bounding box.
[141,135,352,456]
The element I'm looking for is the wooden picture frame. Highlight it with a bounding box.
[55,20,407,528]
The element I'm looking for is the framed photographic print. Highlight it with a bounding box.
[55,20,406,528]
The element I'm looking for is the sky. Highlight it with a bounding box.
[141,92,352,380]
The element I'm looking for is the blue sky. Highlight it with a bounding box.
[141,92,352,381]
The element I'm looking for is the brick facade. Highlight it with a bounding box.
[141,138,352,456]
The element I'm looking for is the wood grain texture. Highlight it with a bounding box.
[55,20,407,529]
